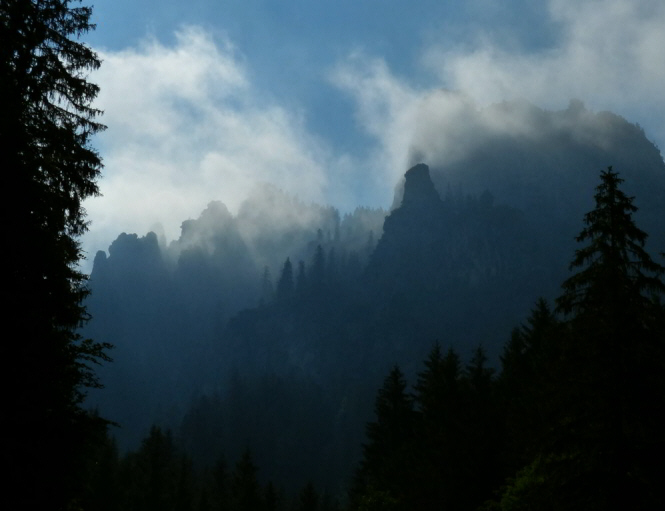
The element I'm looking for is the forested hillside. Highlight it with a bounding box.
[84,103,665,499]
[81,166,665,511]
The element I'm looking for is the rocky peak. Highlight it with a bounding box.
[370,163,446,272]
[400,163,442,209]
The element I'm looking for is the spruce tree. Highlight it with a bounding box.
[350,366,417,511]
[552,167,665,509]
[230,448,263,511]
[497,168,665,510]
[412,345,463,511]
[557,167,665,318]
[499,299,562,471]
[276,257,294,300]
[1,1,110,509]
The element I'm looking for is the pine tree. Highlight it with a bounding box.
[296,260,307,295]
[230,449,263,511]
[296,482,319,511]
[552,167,665,509]
[309,244,326,289]
[350,366,417,511]
[260,266,274,306]
[132,426,180,511]
[276,257,294,300]
[496,168,665,510]
[499,299,562,470]
[412,344,463,511]
[1,1,110,509]
[459,346,501,510]
[211,455,230,511]
[557,167,665,318]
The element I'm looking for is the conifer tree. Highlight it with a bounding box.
[309,244,326,289]
[499,299,562,471]
[230,449,263,511]
[412,345,463,510]
[458,346,501,510]
[556,167,665,318]
[260,266,274,306]
[296,260,308,295]
[350,366,417,511]
[497,168,665,510]
[552,167,665,509]
[132,426,180,511]
[276,257,294,300]
[296,482,319,511]
[2,1,110,509]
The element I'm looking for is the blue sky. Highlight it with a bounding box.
[82,0,665,267]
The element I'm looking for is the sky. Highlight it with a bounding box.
[81,0,665,270]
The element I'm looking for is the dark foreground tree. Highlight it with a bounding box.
[495,168,665,510]
[1,1,110,509]
[552,167,665,510]
[349,366,417,511]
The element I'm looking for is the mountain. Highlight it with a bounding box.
[83,100,665,492]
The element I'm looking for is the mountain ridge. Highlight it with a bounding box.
[84,100,665,492]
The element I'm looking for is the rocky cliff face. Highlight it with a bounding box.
[364,163,546,365]
[370,164,446,282]
[400,163,443,209]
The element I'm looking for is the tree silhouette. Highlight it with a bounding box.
[230,449,263,511]
[277,257,294,300]
[412,344,463,510]
[499,299,562,472]
[309,244,326,289]
[553,167,665,510]
[496,168,665,510]
[351,366,417,511]
[2,1,110,509]
[557,167,665,317]
[296,482,319,511]
[260,265,274,306]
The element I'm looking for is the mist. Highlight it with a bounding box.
[83,0,665,273]
[76,0,665,502]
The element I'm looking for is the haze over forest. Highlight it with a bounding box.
[84,100,665,498]
[77,2,665,507]
[8,1,665,510]
[82,0,665,266]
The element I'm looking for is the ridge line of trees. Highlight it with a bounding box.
[3,1,112,509]
[350,167,665,511]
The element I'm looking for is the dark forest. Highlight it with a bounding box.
[4,2,665,511]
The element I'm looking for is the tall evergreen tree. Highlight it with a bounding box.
[553,167,665,509]
[412,344,464,510]
[230,449,263,511]
[296,260,308,295]
[496,168,665,510]
[260,266,274,306]
[459,346,502,509]
[557,167,665,318]
[1,1,110,509]
[499,299,562,472]
[309,244,326,289]
[350,366,417,511]
[296,482,319,511]
[130,426,181,511]
[276,257,294,300]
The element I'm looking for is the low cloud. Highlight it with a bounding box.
[84,26,330,265]
[427,0,665,109]
[83,1,665,268]
[335,0,665,179]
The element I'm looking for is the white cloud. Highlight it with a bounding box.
[335,0,665,176]
[84,26,330,265]
[330,54,424,191]
[82,1,665,268]
[427,0,665,109]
